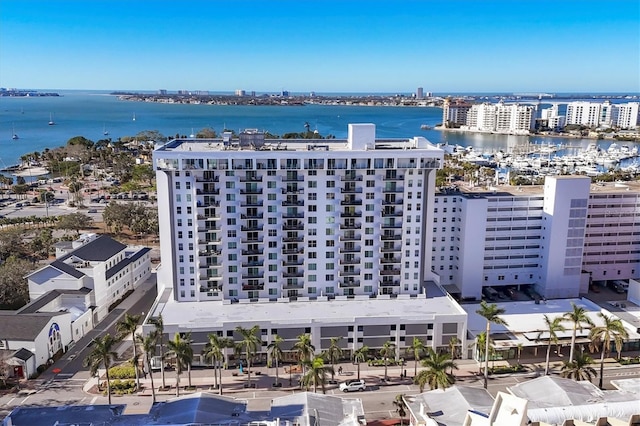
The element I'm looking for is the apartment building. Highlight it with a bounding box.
[433,177,640,300]
[442,98,473,128]
[540,104,565,130]
[616,102,640,129]
[149,124,472,359]
[564,100,640,129]
[464,102,535,134]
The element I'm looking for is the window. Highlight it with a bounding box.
[175,182,181,190]
[308,181,317,188]
[327,181,335,188]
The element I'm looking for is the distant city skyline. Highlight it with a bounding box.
[1,0,638,93]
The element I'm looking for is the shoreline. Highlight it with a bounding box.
[11,166,50,177]
[434,126,638,142]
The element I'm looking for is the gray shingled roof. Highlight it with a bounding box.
[60,235,126,262]
[12,348,34,361]
[0,312,65,340]
[16,290,62,314]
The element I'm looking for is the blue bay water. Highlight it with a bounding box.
[0,90,622,169]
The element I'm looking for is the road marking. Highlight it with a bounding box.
[6,397,16,406]
[20,395,31,404]
[91,396,98,404]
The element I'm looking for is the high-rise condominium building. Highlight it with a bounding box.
[465,102,535,134]
[149,124,469,362]
[442,98,473,128]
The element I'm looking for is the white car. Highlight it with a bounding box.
[339,379,366,392]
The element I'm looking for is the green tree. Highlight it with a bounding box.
[561,352,597,382]
[148,316,166,389]
[83,334,117,405]
[537,315,566,375]
[0,256,33,309]
[448,336,460,361]
[166,332,193,396]
[235,325,261,388]
[301,356,333,394]
[116,313,141,390]
[379,340,396,382]
[393,394,407,426]
[136,333,157,403]
[414,348,457,392]
[353,345,369,381]
[267,335,285,387]
[57,212,93,236]
[562,303,594,364]
[323,337,343,383]
[292,333,315,384]
[589,313,629,389]
[407,337,426,378]
[202,333,231,394]
[476,301,508,389]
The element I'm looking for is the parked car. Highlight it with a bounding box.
[339,379,366,392]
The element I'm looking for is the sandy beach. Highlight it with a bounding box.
[11,166,50,177]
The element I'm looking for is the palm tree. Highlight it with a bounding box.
[235,325,261,388]
[562,303,594,363]
[414,348,457,392]
[267,334,284,387]
[136,333,157,403]
[476,300,508,389]
[407,337,426,378]
[589,313,629,389]
[148,315,166,389]
[448,336,460,361]
[561,352,597,382]
[165,332,193,396]
[323,337,343,383]
[116,313,141,390]
[83,334,117,405]
[537,315,566,375]
[393,394,407,426]
[203,333,231,394]
[293,333,315,385]
[516,343,523,365]
[379,340,396,382]
[353,345,369,381]
[301,356,334,393]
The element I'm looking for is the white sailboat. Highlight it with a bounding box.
[103,124,109,136]
[11,123,19,140]
[132,112,136,121]
[48,113,55,125]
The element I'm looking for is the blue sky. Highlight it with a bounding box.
[1,0,638,93]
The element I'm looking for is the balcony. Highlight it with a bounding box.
[382,199,403,205]
[198,225,221,232]
[382,210,403,217]
[199,238,222,245]
[196,188,220,195]
[242,284,265,291]
[199,274,223,281]
[339,280,361,288]
[383,174,404,181]
[282,258,304,266]
[282,247,304,254]
[339,245,361,253]
[281,188,304,195]
[282,200,304,207]
[381,234,402,241]
[340,211,362,218]
[199,249,221,256]
[200,285,222,292]
[382,186,403,193]
[242,260,264,267]
[380,268,401,276]
[380,245,401,252]
[381,223,402,229]
[283,222,304,230]
[242,248,264,255]
[195,176,219,182]
[241,237,264,244]
[283,270,304,278]
[339,269,361,277]
[340,175,363,181]
[381,257,401,264]
[339,257,361,265]
[239,176,263,182]
[283,236,304,243]
[241,200,263,207]
[282,175,304,182]
[241,225,264,232]
[240,188,263,195]
[339,223,362,230]
[340,187,363,194]
[242,272,264,279]
[241,213,264,219]
[282,212,304,219]
[380,280,401,287]
[197,201,220,208]
[340,198,363,206]
[282,282,304,289]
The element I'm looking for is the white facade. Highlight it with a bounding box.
[442,99,472,128]
[464,102,534,134]
[616,102,640,129]
[540,104,565,130]
[432,177,640,300]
